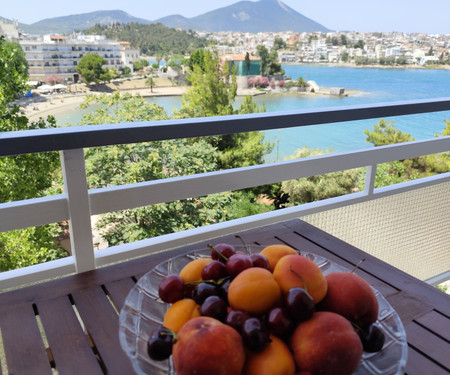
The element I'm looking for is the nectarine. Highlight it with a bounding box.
[173,316,245,375]
[290,311,363,375]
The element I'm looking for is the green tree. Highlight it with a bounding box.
[364,119,414,146]
[256,45,270,76]
[78,92,261,246]
[176,50,272,169]
[76,53,106,84]
[145,76,156,92]
[0,36,67,270]
[281,147,361,205]
[273,37,287,51]
[245,52,251,75]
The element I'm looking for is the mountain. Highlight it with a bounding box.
[156,0,329,33]
[19,10,152,35]
[8,0,328,35]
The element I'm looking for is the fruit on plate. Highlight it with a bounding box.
[227,267,281,315]
[163,298,200,334]
[318,271,379,328]
[260,244,298,271]
[172,316,245,375]
[290,311,363,375]
[243,334,296,375]
[273,254,328,303]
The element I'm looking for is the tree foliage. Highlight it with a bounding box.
[76,53,106,84]
[84,23,209,56]
[0,36,66,270]
[281,147,361,205]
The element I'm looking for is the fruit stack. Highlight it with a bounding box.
[147,243,385,375]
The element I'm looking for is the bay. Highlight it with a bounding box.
[55,65,450,161]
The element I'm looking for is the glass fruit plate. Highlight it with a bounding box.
[119,246,408,375]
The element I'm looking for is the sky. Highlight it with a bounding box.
[2,0,450,35]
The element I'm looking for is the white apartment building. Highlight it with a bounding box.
[20,34,140,83]
[119,41,140,72]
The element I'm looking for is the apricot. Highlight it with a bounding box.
[228,267,281,315]
[179,257,211,283]
[244,334,296,375]
[290,311,363,375]
[260,244,298,271]
[173,316,245,375]
[163,298,200,333]
[273,254,328,303]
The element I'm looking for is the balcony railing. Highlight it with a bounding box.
[1,98,450,291]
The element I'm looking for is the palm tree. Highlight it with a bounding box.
[145,76,156,93]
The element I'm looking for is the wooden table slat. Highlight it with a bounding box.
[414,310,450,342]
[71,286,135,375]
[405,321,450,371]
[0,305,52,375]
[104,277,137,311]
[405,345,450,375]
[37,296,104,375]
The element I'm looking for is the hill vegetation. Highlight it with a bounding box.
[84,22,210,56]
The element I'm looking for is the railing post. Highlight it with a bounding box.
[364,165,377,196]
[61,149,95,273]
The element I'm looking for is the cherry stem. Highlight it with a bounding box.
[351,258,366,273]
[235,235,249,253]
[184,276,230,286]
[159,329,178,342]
[208,244,229,262]
[289,265,309,293]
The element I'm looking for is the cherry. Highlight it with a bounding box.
[267,307,294,339]
[250,253,271,271]
[200,295,228,322]
[158,274,185,303]
[201,260,228,281]
[241,317,270,352]
[147,327,176,361]
[218,278,231,302]
[358,323,385,352]
[225,310,252,333]
[226,253,253,278]
[209,243,236,263]
[192,282,220,305]
[284,287,315,322]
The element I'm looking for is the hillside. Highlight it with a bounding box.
[157,0,329,33]
[6,0,328,35]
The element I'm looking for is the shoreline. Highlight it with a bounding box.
[283,61,450,70]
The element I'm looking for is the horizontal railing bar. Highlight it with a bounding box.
[90,137,450,214]
[0,195,68,233]
[2,97,450,157]
[1,137,448,232]
[94,173,450,268]
[0,256,76,292]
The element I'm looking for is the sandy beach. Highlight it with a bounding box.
[19,76,352,122]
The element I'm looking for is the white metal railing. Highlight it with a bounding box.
[1,98,450,290]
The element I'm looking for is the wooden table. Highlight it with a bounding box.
[0,219,448,375]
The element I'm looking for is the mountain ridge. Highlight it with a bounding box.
[2,0,329,35]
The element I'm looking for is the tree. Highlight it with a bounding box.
[145,76,156,92]
[245,52,251,75]
[281,147,360,205]
[256,45,270,76]
[273,37,287,51]
[0,36,67,270]
[78,92,265,246]
[45,74,63,85]
[364,119,414,146]
[76,53,106,84]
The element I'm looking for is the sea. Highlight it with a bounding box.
[55,65,450,162]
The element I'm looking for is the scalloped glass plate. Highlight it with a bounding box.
[119,246,407,375]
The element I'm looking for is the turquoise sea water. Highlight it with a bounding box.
[55,65,450,161]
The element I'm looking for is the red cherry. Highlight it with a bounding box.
[226,253,253,278]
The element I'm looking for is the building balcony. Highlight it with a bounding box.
[0,99,449,374]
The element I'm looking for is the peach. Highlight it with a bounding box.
[163,298,200,334]
[318,271,379,328]
[260,244,298,271]
[290,311,363,375]
[179,257,211,284]
[273,254,328,303]
[173,316,245,375]
[244,334,296,375]
[228,267,281,315]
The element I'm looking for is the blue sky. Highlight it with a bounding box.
[2,0,449,35]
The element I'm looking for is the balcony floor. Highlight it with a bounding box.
[0,219,448,374]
